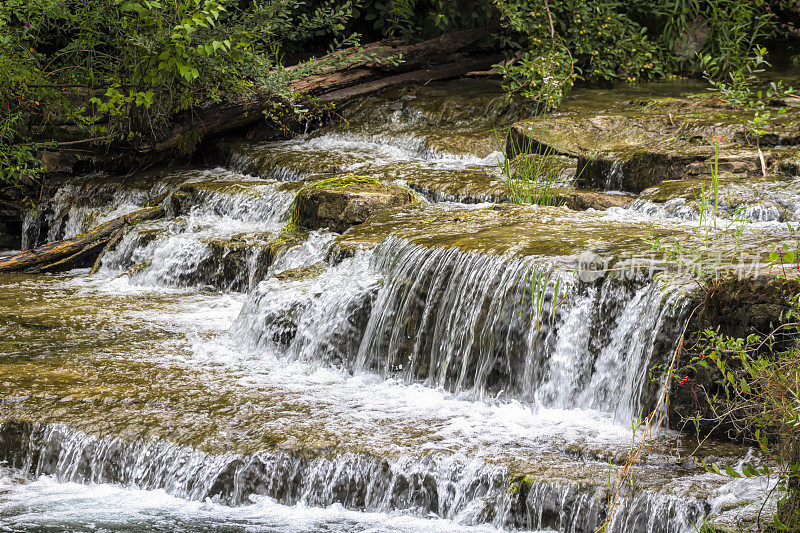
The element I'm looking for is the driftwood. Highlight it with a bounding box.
[317,55,503,103]
[147,29,498,153]
[0,205,164,273]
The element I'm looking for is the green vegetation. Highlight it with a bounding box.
[492,0,794,112]
[2,0,798,190]
[497,128,576,206]
[701,46,796,147]
[674,286,800,530]
[0,1,399,186]
[498,139,568,206]
[648,144,748,282]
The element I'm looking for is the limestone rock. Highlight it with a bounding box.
[561,190,634,210]
[294,177,416,232]
[509,93,800,193]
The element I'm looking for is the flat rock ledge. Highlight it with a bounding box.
[294,177,417,232]
[508,94,800,193]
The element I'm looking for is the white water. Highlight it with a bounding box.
[0,466,504,533]
[3,81,787,532]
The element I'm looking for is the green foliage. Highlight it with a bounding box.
[492,0,787,112]
[694,0,773,75]
[497,130,570,206]
[0,0,380,183]
[362,0,492,39]
[701,46,796,144]
[0,0,795,188]
[496,48,576,113]
[0,111,40,187]
[674,293,800,528]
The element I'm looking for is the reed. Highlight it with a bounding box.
[495,130,571,206]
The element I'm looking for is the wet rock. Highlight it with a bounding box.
[561,190,635,210]
[403,167,508,204]
[509,93,800,192]
[335,203,696,259]
[273,262,327,282]
[294,176,416,232]
[425,131,499,159]
[0,219,20,249]
[221,140,349,180]
[578,148,706,193]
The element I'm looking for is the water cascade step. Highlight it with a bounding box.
[2,78,794,531]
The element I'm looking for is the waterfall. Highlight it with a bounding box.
[97,179,293,290]
[4,79,774,532]
[0,421,709,532]
[21,170,295,291]
[22,180,152,250]
[235,236,688,421]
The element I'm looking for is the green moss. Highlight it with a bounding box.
[287,174,385,226]
[508,474,535,494]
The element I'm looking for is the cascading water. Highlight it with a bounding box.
[1,79,783,532]
[20,169,294,291]
[22,179,153,250]
[97,177,293,291]
[233,236,686,422]
[0,421,716,533]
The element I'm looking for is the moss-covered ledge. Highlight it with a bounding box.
[291,175,418,232]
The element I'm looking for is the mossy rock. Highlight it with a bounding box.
[403,167,508,204]
[273,262,327,282]
[293,175,417,233]
[425,130,500,159]
[508,91,800,192]
[335,203,694,260]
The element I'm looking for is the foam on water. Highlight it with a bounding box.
[4,80,791,532]
[0,466,506,533]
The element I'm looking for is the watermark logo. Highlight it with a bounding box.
[576,251,610,282]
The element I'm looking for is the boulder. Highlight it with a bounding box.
[293,176,416,232]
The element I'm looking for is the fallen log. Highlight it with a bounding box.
[317,55,502,103]
[147,28,496,153]
[0,205,164,274]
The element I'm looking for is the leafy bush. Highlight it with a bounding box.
[701,46,796,145]
[492,0,789,113]
[0,0,371,185]
[676,288,800,529]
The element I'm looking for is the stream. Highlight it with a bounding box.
[1,79,795,532]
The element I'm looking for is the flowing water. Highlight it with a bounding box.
[1,79,791,532]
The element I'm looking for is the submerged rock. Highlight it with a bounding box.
[293,175,417,232]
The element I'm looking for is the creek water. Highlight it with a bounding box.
[0,79,791,532]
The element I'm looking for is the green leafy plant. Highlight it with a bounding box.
[671,293,800,529]
[701,46,796,146]
[496,47,577,113]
